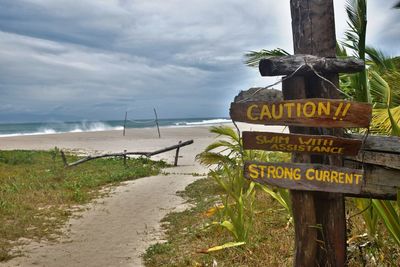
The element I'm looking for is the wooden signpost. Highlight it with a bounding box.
[242,131,362,156]
[230,98,372,128]
[228,0,400,265]
[228,0,384,265]
[233,100,368,194]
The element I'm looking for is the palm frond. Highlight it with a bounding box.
[388,108,400,136]
[336,42,348,57]
[366,46,397,72]
[209,125,239,143]
[203,141,231,153]
[244,48,290,68]
[195,152,235,167]
[371,106,400,135]
[345,0,367,59]
[381,71,400,106]
[204,140,240,154]
[369,70,390,108]
[344,0,371,103]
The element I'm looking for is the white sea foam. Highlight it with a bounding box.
[0,122,123,137]
[69,122,123,133]
[174,118,231,126]
[0,131,56,137]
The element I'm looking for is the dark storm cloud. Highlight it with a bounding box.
[0,0,398,122]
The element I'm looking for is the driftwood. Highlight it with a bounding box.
[259,54,365,76]
[61,140,194,167]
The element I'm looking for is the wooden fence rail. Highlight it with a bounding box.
[60,140,194,167]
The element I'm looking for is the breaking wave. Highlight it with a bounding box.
[0,122,123,137]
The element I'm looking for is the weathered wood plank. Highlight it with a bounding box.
[245,158,400,199]
[230,98,372,128]
[259,55,364,76]
[345,151,400,170]
[347,134,400,154]
[243,131,362,156]
[244,161,363,194]
[337,134,400,170]
[344,161,400,199]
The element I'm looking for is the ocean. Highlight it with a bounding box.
[0,118,231,137]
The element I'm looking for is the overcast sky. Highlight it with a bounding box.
[0,0,399,122]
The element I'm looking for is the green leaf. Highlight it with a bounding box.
[258,184,291,214]
[372,200,400,246]
[205,242,246,253]
[219,221,238,239]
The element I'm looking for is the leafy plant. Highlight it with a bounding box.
[196,125,292,249]
[210,166,255,242]
[372,199,400,246]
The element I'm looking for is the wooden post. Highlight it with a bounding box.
[60,150,68,167]
[123,149,127,167]
[286,1,346,266]
[123,111,127,136]
[154,108,161,138]
[174,141,182,166]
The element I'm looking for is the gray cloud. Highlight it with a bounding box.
[0,0,398,122]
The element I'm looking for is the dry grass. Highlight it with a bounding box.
[144,177,294,266]
[144,178,400,266]
[346,199,400,266]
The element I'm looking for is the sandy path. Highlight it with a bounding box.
[2,170,199,267]
[0,124,285,267]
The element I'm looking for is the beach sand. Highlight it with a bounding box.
[0,123,286,267]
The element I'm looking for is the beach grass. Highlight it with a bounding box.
[0,149,167,261]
